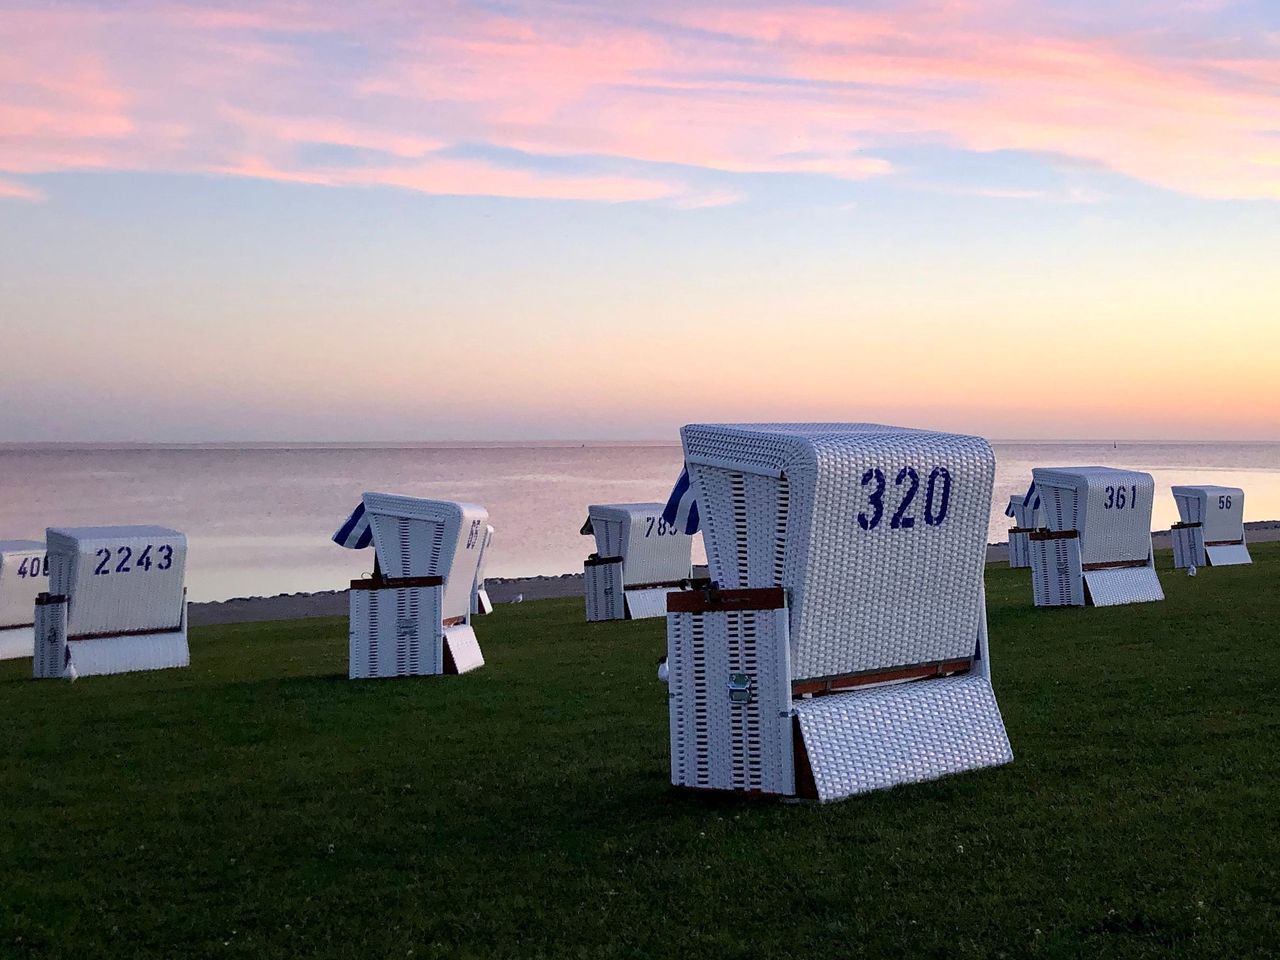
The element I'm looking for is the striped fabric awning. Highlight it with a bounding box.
[1024,481,1040,511]
[661,466,700,535]
[1005,481,1040,518]
[332,501,373,549]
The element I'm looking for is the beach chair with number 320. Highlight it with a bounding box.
[661,423,1013,803]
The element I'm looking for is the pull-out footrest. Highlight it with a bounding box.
[1083,563,1164,606]
[443,624,484,674]
[793,675,1013,802]
[0,625,34,661]
[1205,541,1251,566]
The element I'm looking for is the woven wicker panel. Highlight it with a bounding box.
[1172,526,1205,569]
[624,587,681,620]
[348,582,443,679]
[1030,536,1084,606]
[1032,468,1154,566]
[46,526,187,637]
[363,494,488,623]
[1171,486,1245,545]
[32,598,67,679]
[1084,566,1164,606]
[584,560,625,621]
[0,541,45,631]
[1008,531,1031,569]
[794,674,1013,801]
[67,629,190,678]
[1205,543,1252,566]
[667,604,794,795]
[444,624,484,674]
[683,424,994,681]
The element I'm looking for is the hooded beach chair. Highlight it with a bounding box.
[0,540,46,660]
[1004,482,1041,569]
[333,493,487,679]
[33,526,189,678]
[1170,485,1250,569]
[580,503,694,621]
[1028,467,1163,607]
[660,423,1012,802]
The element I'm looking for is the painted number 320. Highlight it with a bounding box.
[858,465,952,531]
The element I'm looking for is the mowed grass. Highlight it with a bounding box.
[2,546,1279,960]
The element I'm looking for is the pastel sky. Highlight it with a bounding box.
[1,0,1277,441]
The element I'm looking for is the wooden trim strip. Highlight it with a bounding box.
[667,587,785,614]
[1081,559,1149,571]
[1206,538,1245,547]
[35,593,67,606]
[70,623,183,642]
[1008,526,1038,534]
[1029,529,1079,541]
[1171,521,1202,530]
[791,658,972,697]
[349,575,444,591]
[583,554,623,568]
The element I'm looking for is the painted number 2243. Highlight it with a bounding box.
[93,544,174,575]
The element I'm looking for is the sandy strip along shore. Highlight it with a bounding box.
[189,520,1280,627]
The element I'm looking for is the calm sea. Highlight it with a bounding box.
[0,441,1276,602]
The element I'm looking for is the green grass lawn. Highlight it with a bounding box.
[3,545,1278,959]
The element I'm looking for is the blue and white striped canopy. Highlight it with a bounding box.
[332,501,373,549]
[1005,481,1041,518]
[661,466,700,535]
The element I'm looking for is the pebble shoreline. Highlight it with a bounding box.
[189,520,1280,627]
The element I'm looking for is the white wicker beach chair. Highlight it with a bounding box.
[0,540,46,660]
[1028,467,1163,607]
[335,493,487,679]
[471,524,495,615]
[34,526,189,678]
[581,503,694,621]
[1005,483,1041,569]
[1170,485,1250,569]
[662,423,1012,802]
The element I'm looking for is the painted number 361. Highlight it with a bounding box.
[858,466,952,531]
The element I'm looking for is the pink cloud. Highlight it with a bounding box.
[0,0,1277,203]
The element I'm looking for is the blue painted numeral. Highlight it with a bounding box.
[858,468,886,530]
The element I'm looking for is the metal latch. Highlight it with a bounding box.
[727,673,754,704]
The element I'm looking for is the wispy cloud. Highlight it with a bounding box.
[1,0,1277,203]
